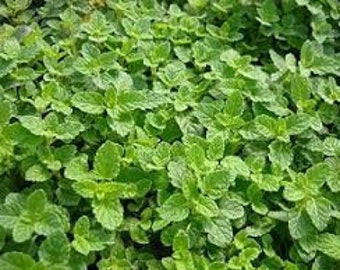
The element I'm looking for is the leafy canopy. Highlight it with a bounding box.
[0,0,340,269]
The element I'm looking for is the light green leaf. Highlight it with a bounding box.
[93,197,123,230]
[186,143,206,172]
[288,208,316,239]
[325,158,340,192]
[173,230,190,251]
[64,155,93,181]
[71,92,105,114]
[193,195,219,218]
[94,141,121,180]
[25,164,51,182]
[205,217,233,247]
[221,156,249,177]
[19,116,45,136]
[72,180,96,198]
[13,220,34,243]
[317,233,340,260]
[0,194,24,229]
[254,115,277,138]
[283,180,305,202]
[285,113,311,135]
[219,199,245,220]
[207,135,225,161]
[251,174,281,192]
[158,193,189,222]
[268,141,293,169]
[200,170,234,199]
[290,74,310,101]
[306,197,331,231]
[73,215,114,256]
[323,137,340,156]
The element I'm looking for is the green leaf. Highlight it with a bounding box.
[301,41,340,75]
[288,208,316,239]
[12,220,34,243]
[0,100,12,126]
[19,116,45,136]
[205,217,233,247]
[173,230,190,251]
[207,135,225,161]
[283,181,305,202]
[93,197,123,230]
[188,0,209,9]
[158,193,189,222]
[317,233,340,260]
[94,141,121,180]
[306,163,330,188]
[0,252,36,270]
[254,115,277,139]
[221,156,249,177]
[186,143,207,172]
[0,194,24,229]
[200,170,234,199]
[323,137,340,156]
[193,195,219,218]
[268,141,293,169]
[72,180,96,198]
[27,190,47,213]
[285,113,311,135]
[71,92,105,114]
[257,0,280,24]
[290,74,311,101]
[225,90,244,117]
[219,199,245,220]
[306,197,331,231]
[64,155,93,181]
[39,231,70,265]
[325,158,340,192]
[72,216,114,255]
[25,164,51,182]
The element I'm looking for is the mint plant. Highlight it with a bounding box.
[0,0,340,269]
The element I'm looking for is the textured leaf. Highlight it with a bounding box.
[317,233,340,260]
[193,195,219,218]
[39,231,70,264]
[25,164,51,182]
[221,156,249,177]
[306,163,330,188]
[0,100,12,126]
[93,197,123,230]
[173,230,190,251]
[205,217,233,247]
[268,141,293,169]
[158,193,189,222]
[306,197,331,231]
[94,141,121,180]
[288,208,316,239]
[225,90,244,117]
[71,92,105,114]
[0,252,36,270]
[254,115,278,138]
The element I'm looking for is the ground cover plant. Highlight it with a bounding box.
[0,0,339,269]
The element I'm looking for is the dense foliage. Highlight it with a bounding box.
[0,0,340,269]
